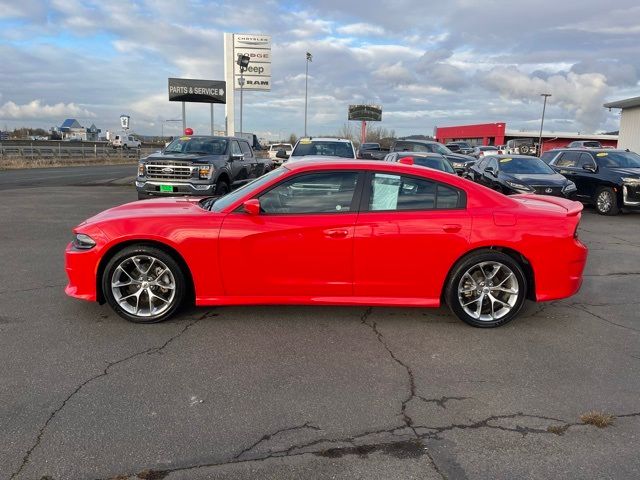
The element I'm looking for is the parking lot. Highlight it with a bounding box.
[1,167,639,479]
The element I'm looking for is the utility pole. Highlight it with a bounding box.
[304,52,312,137]
[538,93,551,156]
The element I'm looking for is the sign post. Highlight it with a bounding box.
[348,105,383,145]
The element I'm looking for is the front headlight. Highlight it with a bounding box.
[73,233,96,250]
[622,177,640,186]
[506,180,534,192]
[563,181,577,192]
[199,165,214,179]
[137,162,145,176]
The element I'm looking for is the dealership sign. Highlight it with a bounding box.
[168,78,226,103]
[349,105,383,122]
[232,34,272,91]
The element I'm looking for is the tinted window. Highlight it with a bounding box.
[292,141,354,158]
[498,157,555,174]
[595,151,640,168]
[165,137,228,155]
[540,151,556,164]
[411,156,456,174]
[394,141,433,153]
[475,158,488,170]
[368,173,463,211]
[239,141,253,157]
[487,158,499,171]
[230,141,242,155]
[555,151,581,167]
[578,153,596,168]
[259,172,359,214]
[209,168,287,212]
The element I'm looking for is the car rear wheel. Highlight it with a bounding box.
[446,251,527,328]
[595,187,619,215]
[102,245,186,323]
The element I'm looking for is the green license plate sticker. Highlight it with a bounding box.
[160,185,173,192]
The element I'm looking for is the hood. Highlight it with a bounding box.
[505,173,568,186]
[81,197,208,226]
[607,167,640,177]
[143,152,227,163]
[444,153,475,162]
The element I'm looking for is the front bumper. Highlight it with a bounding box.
[65,242,100,302]
[136,180,216,196]
[623,184,640,207]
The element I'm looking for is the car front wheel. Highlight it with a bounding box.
[595,187,619,215]
[102,245,186,323]
[446,251,527,328]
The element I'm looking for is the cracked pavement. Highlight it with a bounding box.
[1,177,639,479]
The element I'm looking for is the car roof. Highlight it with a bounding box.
[395,152,445,158]
[395,139,437,144]
[487,154,542,159]
[546,148,627,153]
[297,137,353,143]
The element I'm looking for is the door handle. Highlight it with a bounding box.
[325,229,349,238]
[443,224,462,233]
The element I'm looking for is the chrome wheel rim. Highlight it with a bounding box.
[458,261,519,322]
[111,255,176,317]
[597,191,611,212]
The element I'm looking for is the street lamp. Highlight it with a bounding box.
[237,53,250,135]
[304,52,312,137]
[161,119,181,141]
[538,93,551,156]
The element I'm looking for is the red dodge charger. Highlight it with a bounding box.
[65,159,587,327]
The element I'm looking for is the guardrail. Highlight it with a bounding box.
[0,144,158,161]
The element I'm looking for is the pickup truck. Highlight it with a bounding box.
[357,142,389,160]
[136,135,273,200]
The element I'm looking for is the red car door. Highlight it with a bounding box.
[354,171,471,302]
[219,171,363,298]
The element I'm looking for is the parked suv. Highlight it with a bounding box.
[112,134,141,149]
[284,137,356,161]
[136,135,272,200]
[546,148,640,215]
[445,141,474,155]
[505,139,537,156]
[391,139,475,175]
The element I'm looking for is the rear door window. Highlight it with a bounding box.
[555,151,580,167]
[367,173,464,211]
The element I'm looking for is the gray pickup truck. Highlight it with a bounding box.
[136,135,273,200]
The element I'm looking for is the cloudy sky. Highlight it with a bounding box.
[1,0,639,139]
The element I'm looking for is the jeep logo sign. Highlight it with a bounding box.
[232,34,271,91]
[168,78,226,104]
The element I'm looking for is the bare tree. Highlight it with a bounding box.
[288,133,298,145]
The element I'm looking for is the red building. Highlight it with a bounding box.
[435,122,618,153]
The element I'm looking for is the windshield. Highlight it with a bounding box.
[165,137,227,155]
[595,151,640,168]
[292,141,354,158]
[204,168,287,212]
[499,157,555,174]
[412,156,455,173]
[431,143,453,155]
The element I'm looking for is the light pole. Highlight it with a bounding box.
[236,54,250,135]
[538,93,551,156]
[304,52,312,137]
[161,119,181,141]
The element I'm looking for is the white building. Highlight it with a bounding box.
[604,96,640,153]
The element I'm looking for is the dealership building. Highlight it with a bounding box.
[435,123,618,153]
[604,96,640,154]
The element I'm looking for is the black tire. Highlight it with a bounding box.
[445,250,527,328]
[595,187,619,215]
[123,144,129,150]
[102,245,186,323]
[215,179,230,196]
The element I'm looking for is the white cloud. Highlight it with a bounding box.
[0,100,95,120]
[336,23,385,36]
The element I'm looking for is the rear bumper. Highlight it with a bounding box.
[534,238,588,302]
[65,242,99,302]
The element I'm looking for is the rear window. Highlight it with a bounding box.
[292,140,354,158]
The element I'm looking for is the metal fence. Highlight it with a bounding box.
[0,143,158,161]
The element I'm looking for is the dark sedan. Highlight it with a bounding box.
[466,155,577,197]
[390,139,475,175]
[384,152,456,174]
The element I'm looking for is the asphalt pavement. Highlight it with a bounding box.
[0,169,639,479]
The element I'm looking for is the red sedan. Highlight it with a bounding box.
[65,159,587,327]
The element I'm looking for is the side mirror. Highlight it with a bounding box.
[582,164,597,172]
[243,199,261,216]
[276,149,289,159]
[484,166,496,176]
[230,153,244,161]
[398,156,414,165]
